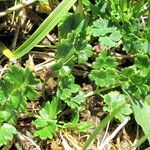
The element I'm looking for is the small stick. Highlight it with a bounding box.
[98,118,129,150]
[60,132,72,150]
[16,131,41,150]
[98,121,110,148]
[0,0,37,17]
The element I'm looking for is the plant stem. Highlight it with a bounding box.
[84,86,119,98]
[35,45,56,49]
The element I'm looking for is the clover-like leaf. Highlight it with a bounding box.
[4,65,39,101]
[60,88,72,100]
[6,65,39,86]
[91,19,122,48]
[119,65,149,97]
[0,107,18,124]
[58,87,85,110]
[89,68,118,87]
[99,31,122,48]
[59,66,71,77]
[92,51,118,69]
[78,44,93,63]
[57,73,85,110]
[99,36,116,48]
[34,124,57,140]
[69,92,85,110]
[109,31,122,42]
[89,51,118,87]
[103,91,132,121]
[0,123,16,147]
[91,19,117,36]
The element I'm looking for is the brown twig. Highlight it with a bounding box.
[0,0,37,17]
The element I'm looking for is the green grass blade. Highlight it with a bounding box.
[12,0,77,59]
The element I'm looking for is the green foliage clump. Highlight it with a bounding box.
[0,0,150,148]
[56,31,93,65]
[0,65,39,146]
[119,53,150,97]
[32,98,60,139]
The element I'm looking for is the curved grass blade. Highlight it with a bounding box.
[12,0,77,59]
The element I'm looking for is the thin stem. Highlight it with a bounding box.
[84,91,95,98]
[84,86,119,98]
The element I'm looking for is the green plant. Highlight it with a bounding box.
[0,0,149,149]
[32,70,91,139]
[32,98,60,139]
[0,65,38,146]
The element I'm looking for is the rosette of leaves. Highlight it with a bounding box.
[90,19,122,48]
[0,65,39,146]
[89,51,118,87]
[119,53,150,97]
[103,91,132,121]
[55,66,86,110]
[32,98,61,139]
